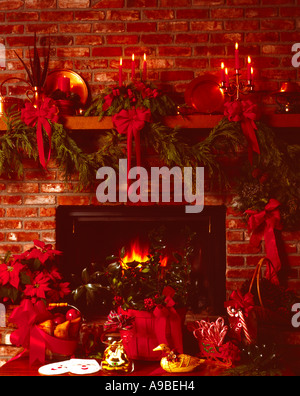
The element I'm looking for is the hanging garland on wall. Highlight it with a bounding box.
[1,81,299,232]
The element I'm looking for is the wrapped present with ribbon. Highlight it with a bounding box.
[9,300,79,366]
[119,287,184,361]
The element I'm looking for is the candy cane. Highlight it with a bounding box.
[227,307,253,345]
[238,310,253,345]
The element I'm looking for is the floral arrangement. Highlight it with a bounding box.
[0,240,70,304]
[84,80,177,120]
[103,227,196,312]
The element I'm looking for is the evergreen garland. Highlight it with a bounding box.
[233,121,300,230]
[1,85,299,231]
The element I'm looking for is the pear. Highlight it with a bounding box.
[54,320,70,340]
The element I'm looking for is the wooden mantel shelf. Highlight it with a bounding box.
[0,113,299,132]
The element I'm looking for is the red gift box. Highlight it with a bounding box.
[119,308,184,361]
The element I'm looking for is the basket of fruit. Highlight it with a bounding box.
[10,300,82,365]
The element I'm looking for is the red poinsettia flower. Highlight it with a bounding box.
[47,267,63,282]
[47,282,71,302]
[0,261,24,289]
[15,240,62,264]
[23,272,51,300]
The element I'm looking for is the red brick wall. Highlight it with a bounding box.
[0,0,299,294]
[0,0,300,110]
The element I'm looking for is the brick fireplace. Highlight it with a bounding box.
[0,0,299,315]
[0,152,299,299]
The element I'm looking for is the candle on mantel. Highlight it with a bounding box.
[235,42,240,70]
[119,57,123,87]
[58,76,70,94]
[225,67,229,87]
[221,62,225,83]
[247,56,252,82]
[131,54,135,80]
[143,53,147,81]
[251,67,254,83]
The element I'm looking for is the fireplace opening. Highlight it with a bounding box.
[56,205,226,316]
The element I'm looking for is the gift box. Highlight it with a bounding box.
[9,300,80,365]
[119,308,184,361]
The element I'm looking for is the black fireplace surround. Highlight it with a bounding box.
[56,205,226,315]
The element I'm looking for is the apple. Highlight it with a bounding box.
[66,308,81,321]
[53,313,65,326]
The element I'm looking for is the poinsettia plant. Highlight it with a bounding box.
[0,240,70,304]
[104,227,196,312]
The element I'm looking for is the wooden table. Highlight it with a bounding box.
[0,353,298,377]
[0,355,225,377]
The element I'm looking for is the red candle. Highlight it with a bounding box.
[119,57,123,87]
[221,62,225,82]
[247,56,251,81]
[143,53,147,81]
[225,68,229,87]
[235,42,239,70]
[251,67,254,83]
[131,54,135,80]
[58,76,70,94]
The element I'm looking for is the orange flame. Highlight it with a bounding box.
[121,239,168,269]
[122,240,148,269]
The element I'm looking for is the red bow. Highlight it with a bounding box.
[246,199,282,284]
[21,98,59,169]
[225,290,256,344]
[153,286,183,353]
[224,100,260,164]
[113,107,151,176]
[10,299,77,365]
[224,290,254,317]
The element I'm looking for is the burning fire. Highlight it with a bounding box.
[121,239,168,268]
[122,240,149,269]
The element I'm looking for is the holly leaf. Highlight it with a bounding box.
[73,285,86,302]
[81,268,90,284]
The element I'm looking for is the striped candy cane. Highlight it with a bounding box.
[227,307,253,345]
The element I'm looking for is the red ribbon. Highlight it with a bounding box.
[10,300,77,365]
[112,107,151,176]
[224,100,260,164]
[246,199,283,284]
[21,98,59,169]
[224,290,254,317]
[153,286,183,354]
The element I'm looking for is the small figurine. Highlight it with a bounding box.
[153,344,204,373]
[101,340,133,373]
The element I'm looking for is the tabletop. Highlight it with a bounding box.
[0,355,226,377]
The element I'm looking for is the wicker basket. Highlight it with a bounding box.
[247,258,291,326]
[119,308,184,361]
